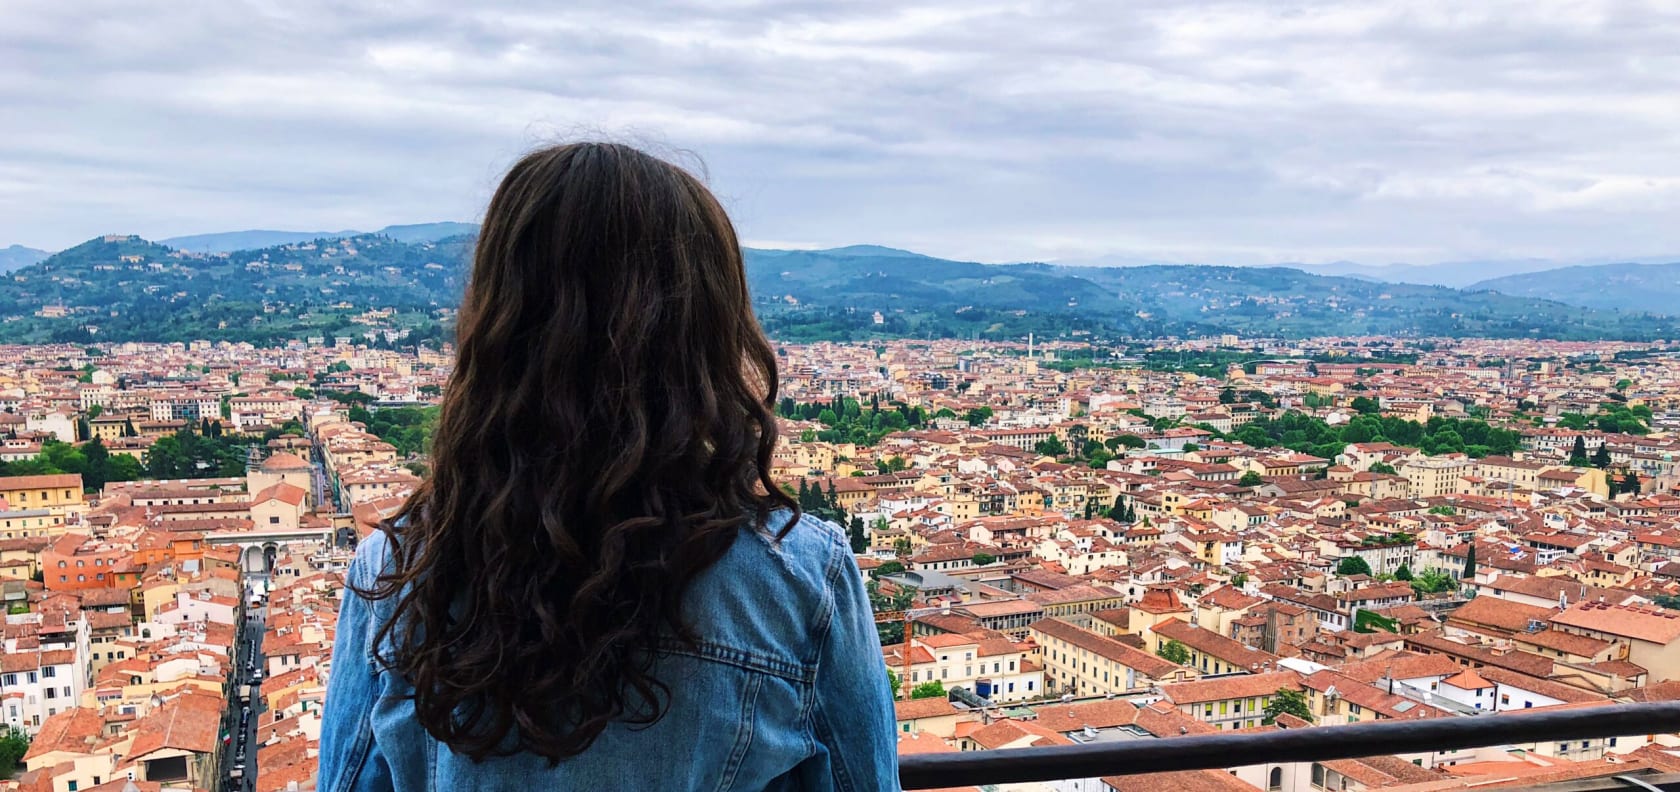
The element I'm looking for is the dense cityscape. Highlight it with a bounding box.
[2,333,1680,790]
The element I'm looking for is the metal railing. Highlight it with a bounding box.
[898,701,1680,789]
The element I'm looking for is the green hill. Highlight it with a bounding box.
[746,249,1680,342]
[0,234,469,345]
[1470,262,1680,313]
[1,238,1672,344]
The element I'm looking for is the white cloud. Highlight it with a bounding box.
[2,0,1679,268]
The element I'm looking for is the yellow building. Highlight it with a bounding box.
[1029,616,1196,697]
[0,505,63,540]
[0,473,86,520]
[1159,670,1302,730]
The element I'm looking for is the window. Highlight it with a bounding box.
[2,674,14,686]
[43,667,54,678]
[45,688,55,699]
[1558,743,1568,753]
[1610,738,1619,747]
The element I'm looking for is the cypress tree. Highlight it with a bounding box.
[1463,544,1477,580]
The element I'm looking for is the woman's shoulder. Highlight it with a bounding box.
[734,508,853,587]
[347,528,395,588]
[680,509,854,668]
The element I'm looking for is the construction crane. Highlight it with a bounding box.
[874,605,950,700]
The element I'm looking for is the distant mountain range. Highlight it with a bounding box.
[745,247,1679,342]
[0,225,1674,343]
[1292,259,1570,288]
[0,244,50,273]
[159,222,477,253]
[1468,263,1680,314]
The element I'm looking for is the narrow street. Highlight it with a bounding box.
[224,582,268,791]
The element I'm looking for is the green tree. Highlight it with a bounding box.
[107,454,144,483]
[910,681,946,700]
[1034,436,1069,457]
[0,726,28,777]
[874,560,906,578]
[1569,436,1589,466]
[1157,639,1191,665]
[848,516,868,553]
[1238,470,1264,487]
[81,437,110,491]
[1108,434,1146,450]
[1368,461,1397,475]
[1350,396,1380,415]
[1393,563,1413,581]
[1592,443,1612,468]
[1463,545,1478,580]
[1615,378,1632,392]
[1412,568,1455,595]
[965,407,993,427]
[1336,556,1373,577]
[972,552,997,566]
[887,668,902,700]
[1262,689,1314,725]
[1230,573,1248,588]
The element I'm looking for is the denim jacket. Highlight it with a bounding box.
[317,511,900,791]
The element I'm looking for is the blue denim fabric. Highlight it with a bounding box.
[317,511,900,791]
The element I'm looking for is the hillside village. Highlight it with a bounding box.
[5,335,1680,790]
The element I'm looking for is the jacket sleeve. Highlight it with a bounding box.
[317,534,396,792]
[810,531,901,791]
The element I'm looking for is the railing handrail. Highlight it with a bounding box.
[899,701,1680,789]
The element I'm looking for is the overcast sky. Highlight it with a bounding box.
[5,1,1679,266]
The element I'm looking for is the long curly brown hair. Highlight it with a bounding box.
[360,142,796,762]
